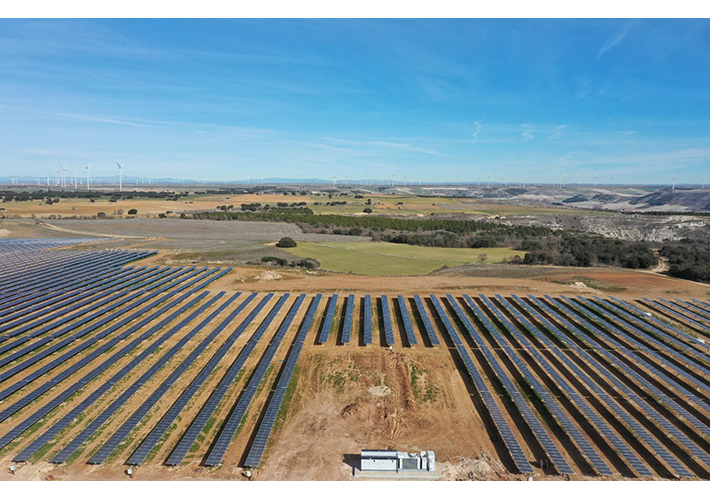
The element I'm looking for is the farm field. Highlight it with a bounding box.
[282,241,525,276]
[2,238,710,482]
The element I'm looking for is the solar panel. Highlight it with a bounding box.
[243,295,322,468]
[13,292,242,463]
[470,295,612,476]
[380,295,395,345]
[0,291,213,454]
[511,295,710,472]
[570,296,710,399]
[427,294,533,475]
[362,295,372,345]
[165,293,288,466]
[397,295,417,346]
[445,295,574,475]
[317,294,338,344]
[589,298,710,376]
[201,295,306,467]
[0,267,217,400]
[608,297,710,354]
[413,295,440,346]
[530,295,710,442]
[340,294,354,344]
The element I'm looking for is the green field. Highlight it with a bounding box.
[283,241,525,276]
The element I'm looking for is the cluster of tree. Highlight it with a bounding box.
[520,234,657,269]
[0,189,187,202]
[259,255,320,269]
[192,211,554,238]
[191,210,659,271]
[659,244,710,283]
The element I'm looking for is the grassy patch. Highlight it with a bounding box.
[283,241,524,276]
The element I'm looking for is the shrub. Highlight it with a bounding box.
[276,236,297,248]
[261,256,288,266]
[127,208,138,215]
[363,207,373,214]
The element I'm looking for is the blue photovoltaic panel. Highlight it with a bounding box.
[317,294,338,344]
[0,291,212,453]
[427,295,533,474]
[397,295,417,346]
[340,294,354,344]
[13,292,239,463]
[165,293,288,466]
[202,295,306,467]
[243,294,322,467]
[380,295,395,345]
[362,295,372,345]
[413,295,440,346]
[511,295,710,472]
[445,295,574,475]
[464,295,613,475]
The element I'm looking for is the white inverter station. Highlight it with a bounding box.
[360,450,436,473]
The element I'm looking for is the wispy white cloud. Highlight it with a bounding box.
[472,116,485,143]
[521,123,536,141]
[598,21,638,59]
[548,125,567,140]
[322,137,455,157]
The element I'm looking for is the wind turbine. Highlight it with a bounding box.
[703,175,706,190]
[672,174,676,191]
[86,164,91,190]
[116,162,124,192]
[613,173,617,188]
[487,174,491,188]
[74,166,78,189]
[594,174,598,188]
[577,173,581,187]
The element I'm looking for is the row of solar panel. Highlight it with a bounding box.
[2,282,708,475]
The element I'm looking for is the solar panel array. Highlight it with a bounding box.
[243,295,322,467]
[397,295,417,346]
[317,294,338,344]
[340,294,355,344]
[380,295,395,345]
[362,295,372,345]
[2,239,710,478]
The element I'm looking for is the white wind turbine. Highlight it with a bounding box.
[703,175,706,189]
[672,174,676,191]
[74,166,78,189]
[86,164,92,190]
[594,174,598,188]
[487,174,491,188]
[116,162,124,191]
[613,173,617,188]
[577,173,581,187]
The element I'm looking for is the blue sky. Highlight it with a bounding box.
[1,18,709,184]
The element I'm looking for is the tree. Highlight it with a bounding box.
[363,207,373,214]
[276,236,297,248]
[127,208,138,215]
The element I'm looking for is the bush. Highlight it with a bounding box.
[276,236,297,248]
[363,207,373,214]
[261,256,288,266]
[97,212,107,218]
[292,258,320,269]
[127,208,138,215]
